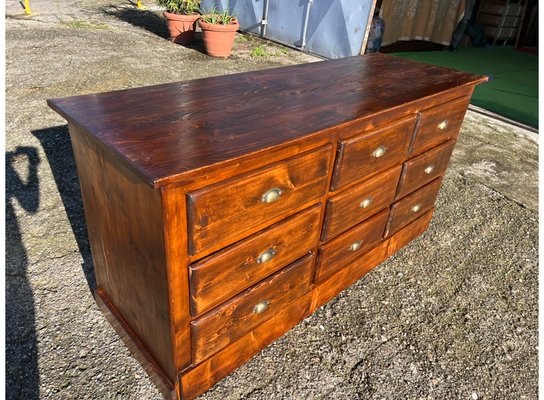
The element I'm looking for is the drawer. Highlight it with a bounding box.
[191,253,314,363]
[316,209,389,283]
[385,178,442,237]
[322,166,401,241]
[411,96,469,155]
[330,115,415,191]
[187,146,331,256]
[189,204,321,316]
[396,140,455,199]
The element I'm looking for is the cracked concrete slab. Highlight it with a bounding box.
[6,1,538,399]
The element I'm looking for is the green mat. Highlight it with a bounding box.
[391,47,538,128]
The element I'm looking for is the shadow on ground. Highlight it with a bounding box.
[102,5,169,39]
[33,126,95,290]
[6,146,41,400]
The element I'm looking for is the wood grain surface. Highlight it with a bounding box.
[48,54,486,187]
[187,146,331,256]
[189,205,321,316]
[190,253,314,364]
[322,166,401,241]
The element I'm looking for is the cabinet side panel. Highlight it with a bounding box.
[68,124,175,382]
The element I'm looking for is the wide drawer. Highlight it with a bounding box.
[411,96,469,155]
[396,140,455,199]
[330,115,415,191]
[316,209,389,283]
[322,166,401,241]
[189,204,321,316]
[385,178,443,237]
[187,146,331,256]
[191,253,314,364]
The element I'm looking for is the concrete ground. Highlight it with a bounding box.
[6,1,538,399]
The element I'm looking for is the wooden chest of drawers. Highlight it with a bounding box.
[48,54,486,399]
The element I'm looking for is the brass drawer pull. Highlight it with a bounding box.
[359,197,373,209]
[261,188,282,203]
[257,249,276,264]
[424,164,435,174]
[252,300,270,314]
[438,120,448,130]
[411,203,422,213]
[372,146,387,158]
[348,240,363,252]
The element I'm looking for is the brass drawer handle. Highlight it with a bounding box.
[261,188,282,203]
[360,197,373,209]
[424,164,435,174]
[253,300,270,314]
[438,120,448,130]
[411,203,422,213]
[372,146,387,158]
[348,240,363,252]
[257,249,276,264]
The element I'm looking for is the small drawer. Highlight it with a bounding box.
[411,96,469,155]
[191,253,314,364]
[189,204,322,316]
[385,178,443,237]
[396,140,455,199]
[316,209,389,283]
[322,166,401,241]
[330,115,415,191]
[187,145,331,256]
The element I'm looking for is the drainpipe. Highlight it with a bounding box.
[301,0,313,50]
[262,0,270,37]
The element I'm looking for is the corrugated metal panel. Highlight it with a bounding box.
[200,0,373,58]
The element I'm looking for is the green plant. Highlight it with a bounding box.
[157,0,200,14]
[250,45,268,58]
[200,5,235,24]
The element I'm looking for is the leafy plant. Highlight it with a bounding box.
[157,0,200,15]
[200,5,235,24]
[250,45,268,58]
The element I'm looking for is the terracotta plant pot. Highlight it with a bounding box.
[163,11,200,45]
[198,17,239,58]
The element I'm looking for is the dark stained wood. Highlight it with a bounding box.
[190,253,314,364]
[330,115,415,191]
[396,140,456,199]
[67,123,177,381]
[411,95,471,155]
[387,209,434,257]
[187,146,331,256]
[94,289,177,400]
[311,240,390,312]
[315,209,389,283]
[322,166,401,241]
[385,178,443,237]
[189,204,321,316]
[160,186,192,371]
[47,55,487,400]
[47,54,487,188]
[182,292,314,400]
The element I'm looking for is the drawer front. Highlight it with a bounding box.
[191,253,314,363]
[386,178,442,237]
[189,204,322,316]
[396,140,455,199]
[187,146,331,256]
[316,209,389,283]
[330,115,415,191]
[322,166,401,241]
[411,96,469,154]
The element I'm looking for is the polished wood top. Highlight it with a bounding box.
[48,53,486,187]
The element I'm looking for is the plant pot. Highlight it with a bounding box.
[198,18,239,58]
[163,11,200,45]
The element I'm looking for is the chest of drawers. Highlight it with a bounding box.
[48,54,486,399]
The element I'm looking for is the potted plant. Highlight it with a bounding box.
[198,7,239,58]
[157,0,201,45]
